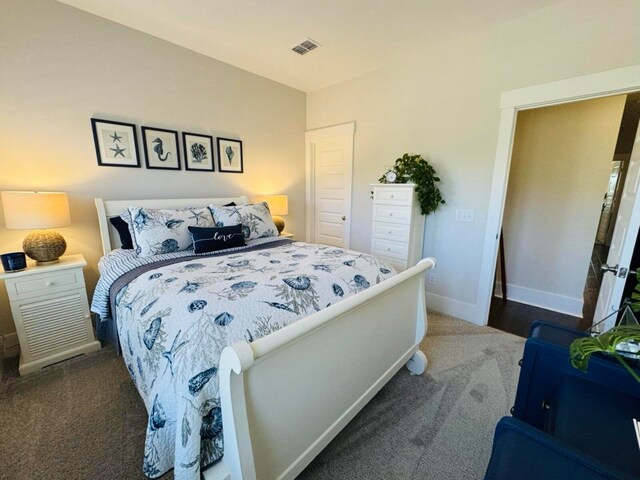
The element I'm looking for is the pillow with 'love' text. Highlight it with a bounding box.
[188,224,246,254]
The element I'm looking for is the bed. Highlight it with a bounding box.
[93,196,436,480]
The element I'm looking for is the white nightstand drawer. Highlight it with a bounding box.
[6,269,85,301]
[372,204,412,224]
[372,238,410,260]
[372,186,413,205]
[372,222,410,242]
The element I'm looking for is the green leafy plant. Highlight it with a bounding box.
[378,153,445,215]
[570,325,640,383]
[570,268,640,383]
[629,269,640,313]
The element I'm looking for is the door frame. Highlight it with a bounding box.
[305,122,355,246]
[477,64,640,326]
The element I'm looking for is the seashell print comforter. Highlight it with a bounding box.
[109,241,395,479]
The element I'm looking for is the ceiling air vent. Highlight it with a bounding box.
[291,38,320,55]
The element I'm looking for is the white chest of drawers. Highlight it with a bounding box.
[370,184,425,271]
[0,254,100,375]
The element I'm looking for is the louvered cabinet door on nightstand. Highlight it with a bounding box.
[371,184,425,271]
[0,254,100,375]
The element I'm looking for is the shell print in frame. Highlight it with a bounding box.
[217,137,243,173]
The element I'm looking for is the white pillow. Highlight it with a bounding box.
[125,206,214,257]
[208,202,278,240]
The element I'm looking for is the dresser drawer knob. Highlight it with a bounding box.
[390,194,395,198]
[388,230,392,234]
[45,281,54,287]
[389,212,393,216]
[387,247,391,251]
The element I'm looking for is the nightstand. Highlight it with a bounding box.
[280,232,294,239]
[0,254,100,375]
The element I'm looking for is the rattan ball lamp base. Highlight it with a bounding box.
[272,216,285,234]
[23,230,67,265]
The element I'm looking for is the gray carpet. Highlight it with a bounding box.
[0,313,524,480]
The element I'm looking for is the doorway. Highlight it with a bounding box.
[477,65,640,328]
[305,123,354,247]
[488,94,639,337]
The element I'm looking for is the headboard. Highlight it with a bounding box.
[95,196,250,256]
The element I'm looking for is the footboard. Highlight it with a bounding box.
[206,257,436,480]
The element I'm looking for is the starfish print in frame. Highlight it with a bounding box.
[110,144,127,158]
[110,131,123,143]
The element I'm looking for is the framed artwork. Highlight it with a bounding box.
[91,118,140,168]
[217,137,244,173]
[183,132,215,172]
[142,127,181,170]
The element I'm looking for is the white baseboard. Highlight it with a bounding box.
[495,282,583,318]
[426,291,481,325]
[3,332,20,358]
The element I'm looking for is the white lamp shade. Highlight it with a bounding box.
[250,194,288,216]
[1,191,71,230]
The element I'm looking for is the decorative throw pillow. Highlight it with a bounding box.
[188,225,246,254]
[109,216,133,249]
[208,202,278,240]
[126,206,214,257]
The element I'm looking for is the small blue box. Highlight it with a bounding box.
[1,252,27,273]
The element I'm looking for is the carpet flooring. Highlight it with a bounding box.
[0,313,524,480]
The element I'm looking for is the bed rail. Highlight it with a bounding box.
[209,257,436,480]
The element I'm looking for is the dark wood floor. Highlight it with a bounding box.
[490,243,607,338]
[488,297,587,338]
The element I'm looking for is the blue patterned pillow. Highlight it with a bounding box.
[126,206,214,257]
[208,202,278,240]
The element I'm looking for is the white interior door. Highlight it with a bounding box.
[305,123,354,248]
[595,117,640,329]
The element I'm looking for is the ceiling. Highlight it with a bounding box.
[58,0,565,92]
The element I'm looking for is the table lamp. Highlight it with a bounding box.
[1,191,71,265]
[251,194,289,233]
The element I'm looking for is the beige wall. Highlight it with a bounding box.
[502,96,626,315]
[0,0,306,336]
[306,0,640,322]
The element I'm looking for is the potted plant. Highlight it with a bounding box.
[379,153,445,215]
[570,275,640,383]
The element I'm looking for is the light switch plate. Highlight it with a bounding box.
[456,209,475,222]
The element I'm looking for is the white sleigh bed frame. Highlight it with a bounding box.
[95,196,435,480]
